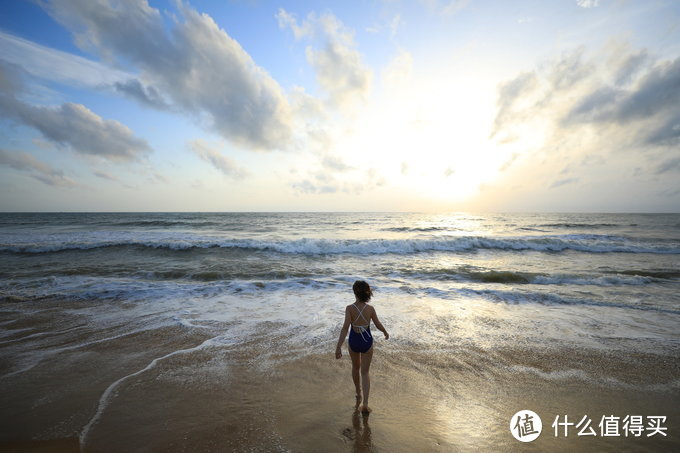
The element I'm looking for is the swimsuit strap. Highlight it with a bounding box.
[351,303,370,327]
[351,303,372,343]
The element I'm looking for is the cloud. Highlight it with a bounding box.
[401,162,409,175]
[291,178,338,194]
[0,60,152,162]
[549,177,579,189]
[189,139,248,179]
[113,79,169,110]
[563,57,680,146]
[0,30,129,88]
[321,154,352,172]
[490,72,537,138]
[576,0,599,8]
[390,15,403,38]
[482,43,680,210]
[44,0,292,151]
[290,164,385,196]
[493,46,680,151]
[613,50,650,85]
[1,100,152,162]
[94,170,117,180]
[655,157,680,174]
[0,148,77,187]
[277,8,372,110]
[420,0,472,16]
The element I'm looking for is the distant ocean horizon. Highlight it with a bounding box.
[1,211,678,451]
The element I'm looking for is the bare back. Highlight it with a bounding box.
[348,302,374,330]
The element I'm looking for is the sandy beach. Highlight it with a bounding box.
[1,300,678,452]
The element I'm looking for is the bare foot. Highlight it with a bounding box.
[361,405,371,414]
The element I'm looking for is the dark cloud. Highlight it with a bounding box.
[613,50,650,85]
[549,47,592,91]
[494,46,680,150]
[0,60,25,94]
[45,0,292,151]
[0,148,77,187]
[655,156,680,174]
[485,45,679,210]
[490,72,536,138]
[564,86,623,124]
[644,112,680,146]
[549,177,579,189]
[613,58,680,124]
[114,79,169,110]
[563,57,680,147]
[94,170,116,180]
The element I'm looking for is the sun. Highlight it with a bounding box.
[331,67,506,204]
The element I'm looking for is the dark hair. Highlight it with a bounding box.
[352,280,373,303]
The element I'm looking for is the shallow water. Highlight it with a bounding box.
[0,212,678,451]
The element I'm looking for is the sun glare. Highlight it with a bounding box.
[333,68,504,203]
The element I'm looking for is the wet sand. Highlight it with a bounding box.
[1,307,678,453]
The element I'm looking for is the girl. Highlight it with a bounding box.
[335,280,389,413]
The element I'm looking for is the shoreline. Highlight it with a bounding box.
[1,324,678,452]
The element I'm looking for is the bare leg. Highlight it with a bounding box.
[348,346,361,400]
[360,347,373,412]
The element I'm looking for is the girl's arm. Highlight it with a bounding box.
[335,306,352,359]
[371,308,389,339]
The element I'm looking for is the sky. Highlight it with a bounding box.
[0,0,679,212]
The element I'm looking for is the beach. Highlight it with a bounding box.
[1,212,679,451]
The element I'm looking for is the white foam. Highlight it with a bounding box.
[2,231,678,254]
[79,336,220,448]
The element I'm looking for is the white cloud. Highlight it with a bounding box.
[0,86,151,162]
[421,0,472,16]
[0,31,129,88]
[189,139,248,179]
[44,0,293,151]
[390,15,403,38]
[576,0,599,8]
[277,8,372,110]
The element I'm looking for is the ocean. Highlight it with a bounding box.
[1,212,678,452]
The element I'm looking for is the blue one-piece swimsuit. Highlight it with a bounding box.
[348,303,373,353]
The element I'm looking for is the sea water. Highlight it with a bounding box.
[0,212,678,450]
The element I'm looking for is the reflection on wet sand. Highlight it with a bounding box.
[342,410,373,453]
[1,301,678,452]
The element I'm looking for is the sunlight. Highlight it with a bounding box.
[333,66,505,203]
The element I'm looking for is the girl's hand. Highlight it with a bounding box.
[335,347,342,359]
[384,332,389,340]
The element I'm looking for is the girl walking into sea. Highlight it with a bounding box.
[335,280,389,414]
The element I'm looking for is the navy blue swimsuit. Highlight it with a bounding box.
[348,303,373,353]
